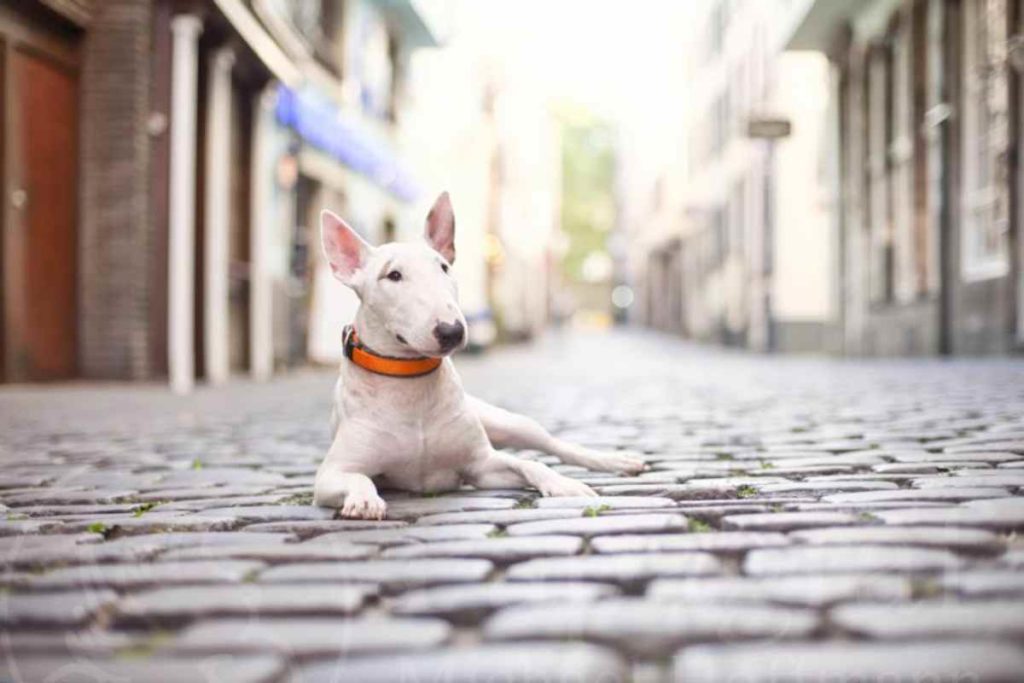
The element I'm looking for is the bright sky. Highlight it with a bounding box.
[426,0,692,124]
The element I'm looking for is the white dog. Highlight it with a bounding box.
[314,192,645,519]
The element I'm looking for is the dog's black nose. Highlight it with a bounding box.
[433,320,465,351]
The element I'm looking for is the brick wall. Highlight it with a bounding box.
[79,0,156,379]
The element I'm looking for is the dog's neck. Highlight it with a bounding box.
[352,306,430,359]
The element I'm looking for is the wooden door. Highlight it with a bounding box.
[2,44,78,381]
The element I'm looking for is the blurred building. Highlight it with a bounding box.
[625,0,837,352]
[788,0,1024,354]
[401,8,562,346]
[0,0,437,388]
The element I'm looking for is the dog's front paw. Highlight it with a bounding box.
[340,491,387,520]
[539,475,597,498]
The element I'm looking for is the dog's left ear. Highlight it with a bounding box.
[424,191,456,264]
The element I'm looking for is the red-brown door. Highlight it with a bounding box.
[4,46,79,380]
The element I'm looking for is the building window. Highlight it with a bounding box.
[960,0,1011,280]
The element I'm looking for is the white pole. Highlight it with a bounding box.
[250,85,276,381]
[168,14,203,394]
[204,46,235,385]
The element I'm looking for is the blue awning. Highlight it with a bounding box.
[275,85,419,202]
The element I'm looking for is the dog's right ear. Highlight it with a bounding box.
[321,210,373,287]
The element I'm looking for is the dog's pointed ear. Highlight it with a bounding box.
[424,191,456,264]
[321,210,373,286]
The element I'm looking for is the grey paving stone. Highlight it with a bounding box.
[259,558,494,592]
[875,503,1024,530]
[171,616,450,658]
[937,570,1024,597]
[674,641,1024,683]
[132,485,275,501]
[753,481,899,494]
[7,503,140,517]
[413,508,583,526]
[0,629,140,656]
[382,535,583,562]
[999,549,1024,567]
[290,643,629,683]
[505,513,688,537]
[832,600,1024,639]
[195,504,336,522]
[721,511,864,532]
[382,496,517,520]
[822,487,1011,504]
[873,463,943,474]
[2,532,290,569]
[241,519,407,537]
[677,503,778,520]
[390,581,618,623]
[790,525,1005,553]
[159,542,376,562]
[0,656,285,683]
[157,468,289,487]
[649,573,911,607]
[744,545,966,575]
[56,512,241,534]
[912,474,1024,488]
[484,599,818,658]
[534,496,676,510]
[114,583,376,625]
[0,519,63,535]
[303,523,497,547]
[2,488,138,506]
[506,552,720,587]
[590,531,790,554]
[0,590,118,627]
[894,451,1021,463]
[28,560,264,589]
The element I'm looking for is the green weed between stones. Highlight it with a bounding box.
[687,519,712,533]
[132,502,160,517]
[583,504,612,518]
[116,631,175,660]
[86,522,117,540]
[736,485,757,499]
[513,498,537,509]
[487,529,509,538]
[191,458,203,470]
[280,492,314,506]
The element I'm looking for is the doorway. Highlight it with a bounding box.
[0,10,80,382]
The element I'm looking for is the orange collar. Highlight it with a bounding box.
[343,325,443,378]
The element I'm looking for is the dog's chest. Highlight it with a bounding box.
[336,362,484,489]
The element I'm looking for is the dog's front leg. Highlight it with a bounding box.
[314,468,386,520]
[464,450,597,497]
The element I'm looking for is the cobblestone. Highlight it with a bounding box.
[483,599,819,657]
[291,643,629,682]
[3,330,1024,676]
[675,641,1024,682]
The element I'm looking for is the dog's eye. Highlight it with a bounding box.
[386,270,403,282]
[440,263,449,274]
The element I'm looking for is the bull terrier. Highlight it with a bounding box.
[314,192,646,519]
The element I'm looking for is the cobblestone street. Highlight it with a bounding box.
[2,329,1024,682]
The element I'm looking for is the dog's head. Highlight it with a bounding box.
[320,192,467,358]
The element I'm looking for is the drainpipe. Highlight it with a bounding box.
[168,15,202,394]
